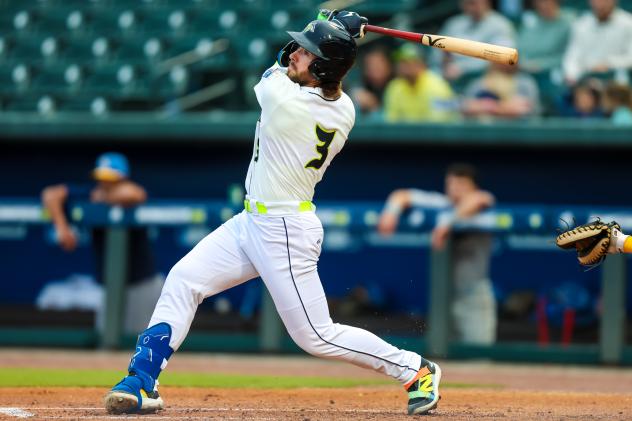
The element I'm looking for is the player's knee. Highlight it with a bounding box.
[163,259,205,301]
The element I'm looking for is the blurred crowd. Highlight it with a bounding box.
[349,0,632,124]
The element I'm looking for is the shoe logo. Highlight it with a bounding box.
[419,374,434,393]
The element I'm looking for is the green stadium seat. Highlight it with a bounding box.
[7,36,42,62]
[0,0,439,112]
[163,36,233,71]
[11,10,39,35]
[0,65,19,96]
[6,95,57,114]
[60,95,111,115]
[151,65,191,100]
[83,64,151,101]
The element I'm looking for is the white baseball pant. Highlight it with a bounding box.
[149,209,422,385]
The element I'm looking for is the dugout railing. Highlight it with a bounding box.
[0,199,629,364]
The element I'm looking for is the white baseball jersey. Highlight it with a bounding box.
[245,63,355,202]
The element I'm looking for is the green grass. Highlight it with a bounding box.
[0,367,501,389]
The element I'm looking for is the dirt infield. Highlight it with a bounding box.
[1,349,632,420]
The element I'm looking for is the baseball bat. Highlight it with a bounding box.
[363,24,518,66]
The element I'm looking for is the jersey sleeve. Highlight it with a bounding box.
[254,63,301,117]
[408,189,451,208]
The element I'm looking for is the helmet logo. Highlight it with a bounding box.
[304,22,316,33]
[328,21,344,31]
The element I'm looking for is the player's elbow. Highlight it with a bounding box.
[41,184,67,207]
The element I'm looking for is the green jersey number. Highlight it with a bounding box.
[305,124,336,170]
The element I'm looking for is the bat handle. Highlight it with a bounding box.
[364,24,424,43]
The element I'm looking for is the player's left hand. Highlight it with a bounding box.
[377,212,399,236]
[318,9,368,39]
[431,225,451,251]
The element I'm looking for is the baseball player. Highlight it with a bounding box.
[41,152,163,334]
[105,11,441,416]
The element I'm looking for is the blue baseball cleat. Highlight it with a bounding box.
[104,374,163,414]
[404,360,442,415]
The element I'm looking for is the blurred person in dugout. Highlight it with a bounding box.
[378,164,497,345]
[383,44,458,123]
[461,62,541,119]
[350,46,393,120]
[41,152,163,334]
[562,0,632,86]
[430,0,516,89]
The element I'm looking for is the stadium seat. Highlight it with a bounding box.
[164,36,233,71]
[32,65,84,95]
[0,0,435,112]
[6,95,57,115]
[84,64,142,96]
[60,95,111,115]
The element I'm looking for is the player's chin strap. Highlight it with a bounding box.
[127,322,174,409]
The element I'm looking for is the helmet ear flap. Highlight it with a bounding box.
[309,57,347,83]
[308,59,324,81]
[278,40,299,67]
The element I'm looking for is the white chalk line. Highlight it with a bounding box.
[0,408,34,418]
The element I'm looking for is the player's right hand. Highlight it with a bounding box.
[377,212,399,236]
[56,225,78,251]
[318,9,368,39]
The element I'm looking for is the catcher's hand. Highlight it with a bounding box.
[555,219,620,266]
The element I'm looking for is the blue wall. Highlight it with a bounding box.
[1,138,630,317]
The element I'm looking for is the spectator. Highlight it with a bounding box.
[41,152,163,334]
[350,47,393,119]
[383,44,457,123]
[562,0,632,85]
[378,163,497,345]
[518,0,574,74]
[602,82,632,125]
[431,0,516,87]
[559,78,605,117]
[461,62,541,119]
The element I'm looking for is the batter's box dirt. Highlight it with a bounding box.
[1,387,631,421]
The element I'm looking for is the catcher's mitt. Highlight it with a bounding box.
[556,220,620,266]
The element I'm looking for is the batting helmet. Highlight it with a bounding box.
[287,20,357,83]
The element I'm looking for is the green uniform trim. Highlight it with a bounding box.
[244,200,315,214]
[256,202,268,214]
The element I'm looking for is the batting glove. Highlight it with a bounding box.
[318,9,368,39]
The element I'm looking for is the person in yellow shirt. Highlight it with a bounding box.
[383,44,458,123]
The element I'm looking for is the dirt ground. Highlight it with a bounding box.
[1,349,631,420]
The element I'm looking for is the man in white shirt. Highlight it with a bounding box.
[104,10,441,417]
[563,0,632,85]
[431,0,516,84]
